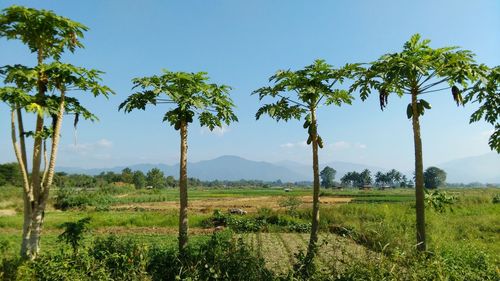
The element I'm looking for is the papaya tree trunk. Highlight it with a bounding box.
[11,109,33,258]
[178,120,189,253]
[25,90,67,259]
[43,89,65,188]
[20,195,32,258]
[307,107,320,260]
[28,207,44,258]
[23,49,49,260]
[16,107,28,169]
[411,90,426,252]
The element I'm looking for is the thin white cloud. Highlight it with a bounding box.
[330,141,367,151]
[355,143,367,149]
[330,141,351,150]
[200,125,230,137]
[67,138,113,154]
[280,140,367,150]
[96,138,113,148]
[280,141,307,149]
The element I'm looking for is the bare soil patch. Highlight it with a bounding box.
[0,209,16,216]
[112,195,352,213]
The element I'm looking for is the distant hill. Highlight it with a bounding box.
[59,156,304,182]
[438,153,500,184]
[58,155,387,182]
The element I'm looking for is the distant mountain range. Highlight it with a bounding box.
[58,155,384,182]
[438,153,500,183]
[57,153,500,183]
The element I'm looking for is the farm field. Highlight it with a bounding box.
[1,185,499,279]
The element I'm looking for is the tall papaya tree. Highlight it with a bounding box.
[119,70,237,253]
[253,59,358,265]
[0,6,112,259]
[351,34,487,252]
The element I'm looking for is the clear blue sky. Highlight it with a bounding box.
[0,0,499,170]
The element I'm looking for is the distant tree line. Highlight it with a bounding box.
[0,162,22,186]
[1,163,494,190]
[319,165,452,189]
[35,167,312,189]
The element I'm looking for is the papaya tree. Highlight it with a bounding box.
[0,6,112,259]
[351,34,487,252]
[464,65,500,153]
[253,59,358,265]
[119,70,237,252]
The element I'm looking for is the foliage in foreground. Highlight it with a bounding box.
[1,229,498,281]
[202,209,311,233]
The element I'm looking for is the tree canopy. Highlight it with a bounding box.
[119,70,238,130]
[424,166,447,189]
[464,66,500,152]
[254,59,359,265]
[320,166,336,188]
[0,5,87,60]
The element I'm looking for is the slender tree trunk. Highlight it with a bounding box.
[20,195,32,258]
[411,91,426,252]
[11,109,33,258]
[16,107,32,257]
[41,140,49,185]
[16,107,28,170]
[178,120,189,253]
[43,89,65,188]
[28,207,44,258]
[26,90,68,259]
[307,107,320,260]
[24,49,46,260]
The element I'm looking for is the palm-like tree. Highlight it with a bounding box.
[254,59,358,266]
[119,70,237,252]
[0,6,112,259]
[351,34,487,251]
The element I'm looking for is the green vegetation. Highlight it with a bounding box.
[0,4,498,280]
[424,166,447,189]
[254,59,359,264]
[0,5,113,260]
[119,69,238,253]
[351,33,489,252]
[1,186,499,280]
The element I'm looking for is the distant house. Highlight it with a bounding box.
[359,184,372,190]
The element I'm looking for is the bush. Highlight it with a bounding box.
[425,190,457,213]
[54,187,114,211]
[201,210,311,233]
[148,230,274,281]
[58,217,92,255]
[278,197,302,216]
[90,235,149,281]
[321,244,499,281]
[31,252,112,281]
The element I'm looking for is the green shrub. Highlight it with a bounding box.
[54,187,114,211]
[278,196,302,216]
[425,190,457,213]
[202,210,311,233]
[148,230,274,281]
[90,235,149,281]
[57,217,92,255]
[32,253,112,281]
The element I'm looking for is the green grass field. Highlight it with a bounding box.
[1,186,499,279]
